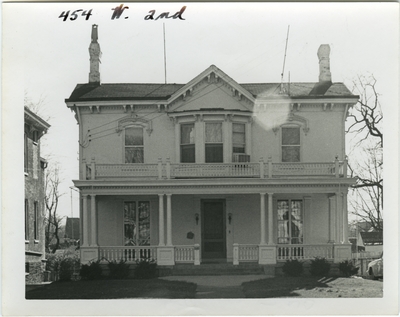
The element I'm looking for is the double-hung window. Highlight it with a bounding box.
[34,201,38,240]
[124,201,150,246]
[232,123,246,154]
[282,127,300,162]
[181,123,195,163]
[25,199,29,241]
[277,200,303,244]
[205,122,223,163]
[125,127,144,163]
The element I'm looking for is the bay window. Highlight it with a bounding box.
[124,201,150,246]
[282,127,300,162]
[277,200,303,244]
[205,122,223,163]
[125,127,144,163]
[181,123,195,163]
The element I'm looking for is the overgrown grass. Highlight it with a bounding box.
[26,279,196,299]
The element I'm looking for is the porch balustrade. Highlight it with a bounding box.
[86,158,347,180]
[277,244,334,261]
[238,244,259,262]
[174,245,195,263]
[99,246,157,262]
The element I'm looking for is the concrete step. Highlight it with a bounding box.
[167,263,267,276]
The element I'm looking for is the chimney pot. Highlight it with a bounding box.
[317,44,332,83]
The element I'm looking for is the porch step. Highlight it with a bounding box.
[164,263,269,276]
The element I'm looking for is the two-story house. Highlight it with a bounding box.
[25,107,50,283]
[66,25,358,270]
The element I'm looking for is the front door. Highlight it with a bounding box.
[201,200,226,260]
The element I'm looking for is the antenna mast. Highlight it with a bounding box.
[163,23,167,84]
[280,25,290,93]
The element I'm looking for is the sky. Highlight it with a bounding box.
[2,2,399,315]
[5,2,400,220]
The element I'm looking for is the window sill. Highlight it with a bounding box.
[24,172,28,177]
[34,240,39,244]
[25,240,29,244]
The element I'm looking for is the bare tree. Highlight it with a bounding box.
[44,164,65,252]
[346,75,383,232]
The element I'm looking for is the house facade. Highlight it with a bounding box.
[66,25,358,268]
[25,107,50,283]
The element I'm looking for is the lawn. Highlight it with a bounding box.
[242,276,383,298]
[26,279,197,299]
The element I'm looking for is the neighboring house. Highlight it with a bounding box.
[25,107,50,283]
[64,217,80,245]
[66,25,358,268]
[360,231,383,253]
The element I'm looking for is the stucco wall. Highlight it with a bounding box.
[78,89,346,168]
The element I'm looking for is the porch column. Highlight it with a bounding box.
[336,193,342,244]
[166,194,173,246]
[260,193,266,245]
[82,195,89,247]
[328,195,336,243]
[267,193,274,244]
[90,194,98,246]
[158,194,165,246]
[342,193,349,243]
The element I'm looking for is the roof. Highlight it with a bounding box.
[24,107,51,131]
[360,231,383,245]
[65,66,356,102]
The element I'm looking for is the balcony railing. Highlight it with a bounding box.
[84,157,347,180]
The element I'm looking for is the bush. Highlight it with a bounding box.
[310,257,331,276]
[59,257,76,281]
[108,260,130,279]
[339,260,359,277]
[80,260,103,280]
[134,258,157,279]
[46,249,80,281]
[282,259,304,277]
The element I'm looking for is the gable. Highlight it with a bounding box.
[169,81,252,112]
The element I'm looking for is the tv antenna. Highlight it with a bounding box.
[163,23,167,84]
[280,25,290,93]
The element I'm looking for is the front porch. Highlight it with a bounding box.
[81,243,351,265]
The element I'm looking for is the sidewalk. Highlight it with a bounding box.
[161,275,270,298]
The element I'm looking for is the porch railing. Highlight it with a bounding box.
[86,157,347,180]
[277,244,334,261]
[238,244,259,262]
[175,245,195,263]
[99,246,157,262]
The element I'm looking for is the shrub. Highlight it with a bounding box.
[46,249,80,281]
[108,260,130,279]
[310,257,331,276]
[339,260,359,277]
[59,257,77,281]
[282,259,304,277]
[80,260,103,280]
[134,258,157,279]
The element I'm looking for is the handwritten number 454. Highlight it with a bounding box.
[59,9,93,21]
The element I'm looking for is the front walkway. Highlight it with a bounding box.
[160,275,270,298]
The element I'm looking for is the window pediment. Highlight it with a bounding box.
[116,115,153,136]
[272,112,309,135]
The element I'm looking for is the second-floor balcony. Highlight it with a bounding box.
[83,157,348,180]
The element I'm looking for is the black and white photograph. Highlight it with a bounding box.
[2,1,399,316]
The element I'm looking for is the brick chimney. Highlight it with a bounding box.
[317,44,331,83]
[88,24,101,83]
